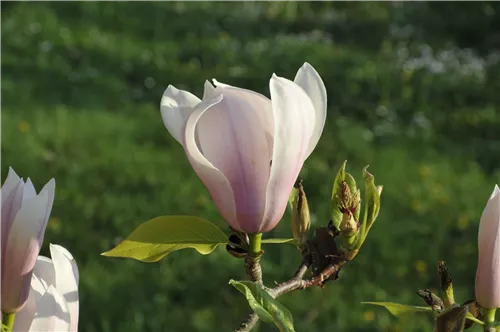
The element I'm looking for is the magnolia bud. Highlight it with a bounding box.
[475,185,500,309]
[331,161,360,232]
[291,181,310,250]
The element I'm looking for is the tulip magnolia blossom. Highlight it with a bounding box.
[1,167,55,313]
[475,184,500,309]
[13,244,79,332]
[161,63,327,233]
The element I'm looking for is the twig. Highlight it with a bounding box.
[244,255,263,285]
[235,254,264,332]
[234,313,260,332]
[234,258,346,332]
[293,261,310,279]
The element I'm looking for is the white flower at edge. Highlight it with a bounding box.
[13,244,79,332]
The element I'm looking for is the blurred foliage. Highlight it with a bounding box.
[1,2,499,331]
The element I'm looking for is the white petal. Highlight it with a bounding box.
[212,78,231,88]
[29,285,71,332]
[197,86,274,232]
[33,256,55,292]
[203,80,217,100]
[32,272,49,302]
[294,62,327,158]
[50,244,79,331]
[160,85,201,144]
[182,94,238,229]
[260,74,316,232]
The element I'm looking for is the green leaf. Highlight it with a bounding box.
[229,280,295,332]
[362,302,433,317]
[261,238,298,245]
[101,216,228,262]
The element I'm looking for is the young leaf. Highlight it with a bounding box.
[330,161,347,230]
[101,216,228,262]
[362,302,433,317]
[288,186,299,211]
[356,167,381,249]
[332,161,347,198]
[229,280,295,332]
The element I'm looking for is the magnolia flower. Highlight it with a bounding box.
[475,184,500,309]
[1,167,55,313]
[161,63,327,233]
[13,244,79,332]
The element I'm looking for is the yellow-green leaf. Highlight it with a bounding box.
[261,238,298,245]
[465,312,484,325]
[102,216,228,262]
[362,302,433,317]
[230,280,295,332]
[288,187,299,211]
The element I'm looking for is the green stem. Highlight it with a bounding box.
[245,233,263,286]
[248,233,262,257]
[2,312,16,332]
[484,308,497,332]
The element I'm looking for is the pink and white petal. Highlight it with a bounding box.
[211,80,274,156]
[2,167,21,192]
[37,179,56,241]
[197,87,274,233]
[2,191,52,311]
[0,167,24,243]
[476,185,500,308]
[489,184,500,201]
[1,167,22,209]
[183,94,238,230]
[22,178,37,204]
[478,185,500,256]
[29,285,71,332]
[160,85,201,145]
[12,285,37,332]
[50,244,79,331]
[260,75,316,232]
[294,62,327,158]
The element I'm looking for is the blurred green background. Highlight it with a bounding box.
[2,2,500,331]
